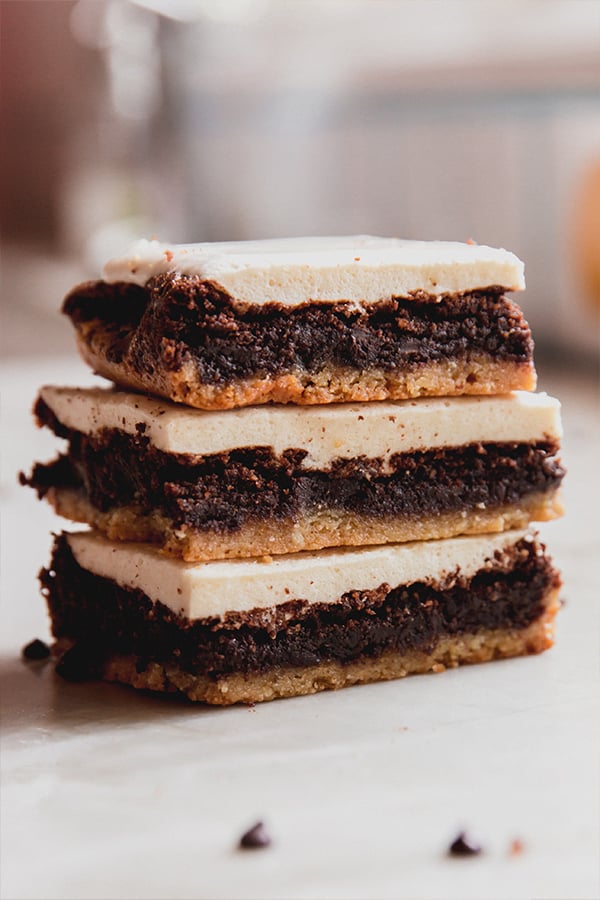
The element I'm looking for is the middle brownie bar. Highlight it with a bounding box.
[24,386,565,561]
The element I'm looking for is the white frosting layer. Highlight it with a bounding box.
[66,529,529,621]
[101,236,525,304]
[40,386,562,467]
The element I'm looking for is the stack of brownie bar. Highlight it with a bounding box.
[23,236,565,704]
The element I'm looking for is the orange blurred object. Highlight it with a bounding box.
[573,159,600,314]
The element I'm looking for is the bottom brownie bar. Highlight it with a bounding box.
[41,530,561,705]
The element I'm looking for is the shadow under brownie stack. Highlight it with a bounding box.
[23,236,565,705]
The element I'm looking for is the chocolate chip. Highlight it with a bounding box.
[239,821,271,849]
[448,831,483,856]
[55,642,104,683]
[22,638,51,661]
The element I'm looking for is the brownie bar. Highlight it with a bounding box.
[25,433,564,560]
[61,236,534,409]
[23,390,564,560]
[42,531,561,705]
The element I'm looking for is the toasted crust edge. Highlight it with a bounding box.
[41,486,563,561]
[73,327,536,410]
[53,589,561,705]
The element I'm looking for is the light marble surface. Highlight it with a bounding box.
[1,356,599,900]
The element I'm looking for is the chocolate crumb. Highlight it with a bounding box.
[55,642,104,683]
[22,638,50,661]
[448,831,483,856]
[239,821,271,849]
[509,837,525,856]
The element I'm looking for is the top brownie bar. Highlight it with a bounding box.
[63,236,535,410]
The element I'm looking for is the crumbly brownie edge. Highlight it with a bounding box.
[74,332,536,410]
[65,278,533,383]
[42,485,564,561]
[52,596,560,705]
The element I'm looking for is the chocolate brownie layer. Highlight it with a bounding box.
[63,278,535,409]
[43,533,561,704]
[65,622,560,705]
[24,398,564,558]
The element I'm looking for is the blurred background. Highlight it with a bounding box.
[1,0,600,362]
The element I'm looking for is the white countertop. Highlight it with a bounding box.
[1,356,598,900]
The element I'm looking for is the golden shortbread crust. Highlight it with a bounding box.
[44,485,563,562]
[73,323,536,410]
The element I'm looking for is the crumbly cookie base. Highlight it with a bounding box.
[53,591,560,705]
[44,486,563,561]
[74,330,536,410]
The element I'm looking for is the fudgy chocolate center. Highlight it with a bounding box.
[42,535,558,680]
[62,277,533,385]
